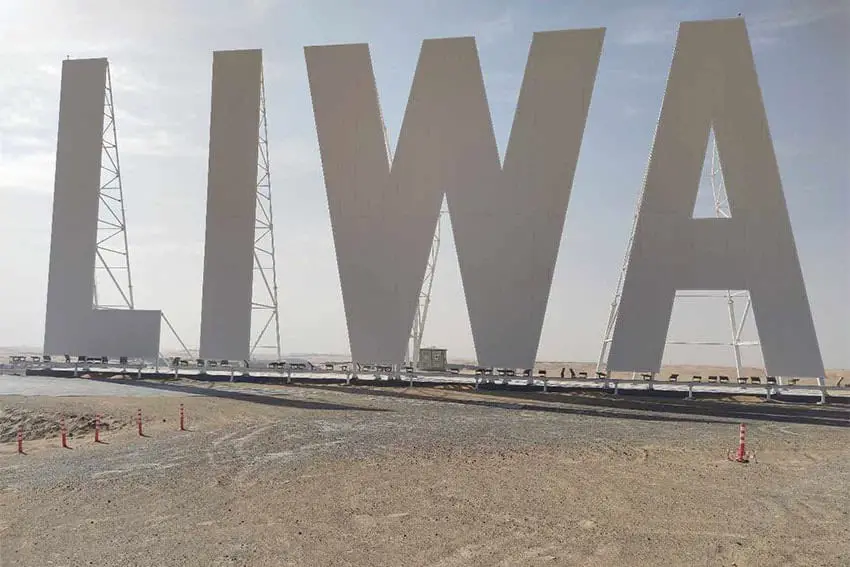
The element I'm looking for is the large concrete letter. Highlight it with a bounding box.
[306,30,604,367]
[606,18,824,377]
[44,58,161,359]
[198,50,263,360]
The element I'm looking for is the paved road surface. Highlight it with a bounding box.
[0,374,186,397]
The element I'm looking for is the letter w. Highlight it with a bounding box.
[305,30,604,367]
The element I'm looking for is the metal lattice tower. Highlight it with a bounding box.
[93,61,134,310]
[597,134,764,379]
[250,72,282,360]
[94,59,193,361]
[407,211,445,367]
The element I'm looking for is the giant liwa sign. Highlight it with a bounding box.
[38,18,824,377]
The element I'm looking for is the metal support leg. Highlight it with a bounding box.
[686,384,694,400]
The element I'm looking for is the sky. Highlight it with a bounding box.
[0,0,847,368]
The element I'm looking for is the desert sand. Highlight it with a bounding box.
[1,376,849,566]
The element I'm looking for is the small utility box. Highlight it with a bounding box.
[418,347,447,371]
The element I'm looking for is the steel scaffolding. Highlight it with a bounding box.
[95,59,192,361]
[407,209,445,367]
[249,72,282,360]
[93,62,134,310]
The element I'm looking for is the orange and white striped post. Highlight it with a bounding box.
[17,426,23,454]
[137,408,143,436]
[94,414,101,443]
[179,404,185,431]
[728,423,753,463]
[735,423,746,461]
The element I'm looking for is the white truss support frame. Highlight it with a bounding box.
[94,62,134,311]
[250,72,282,361]
[407,210,445,367]
[93,59,194,365]
[160,313,194,362]
[597,136,766,380]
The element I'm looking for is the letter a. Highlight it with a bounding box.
[306,30,604,367]
[607,19,824,378]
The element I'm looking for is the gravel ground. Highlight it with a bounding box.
[1,380,849,566]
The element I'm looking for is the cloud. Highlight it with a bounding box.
[0,54,205,185]
[108,64,167,95]
[0,151,55,193]
[120,129,206,159]
[606,67,666,83]
[0,105,50,131]
[610,5,685,46]
[475,9,515,46]
[0,1,274,59]
[621,103,643,119]
[609,1,845,48]
[481,69,523,105]
[746,1,848,45]
[616,24,678,47]
[246,0,278,19]
[0,70,57,193]
[269,137,321,178]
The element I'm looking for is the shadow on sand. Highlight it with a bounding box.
[81,376,390,413]
[287,382,850,428]
[18,372,850,428]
